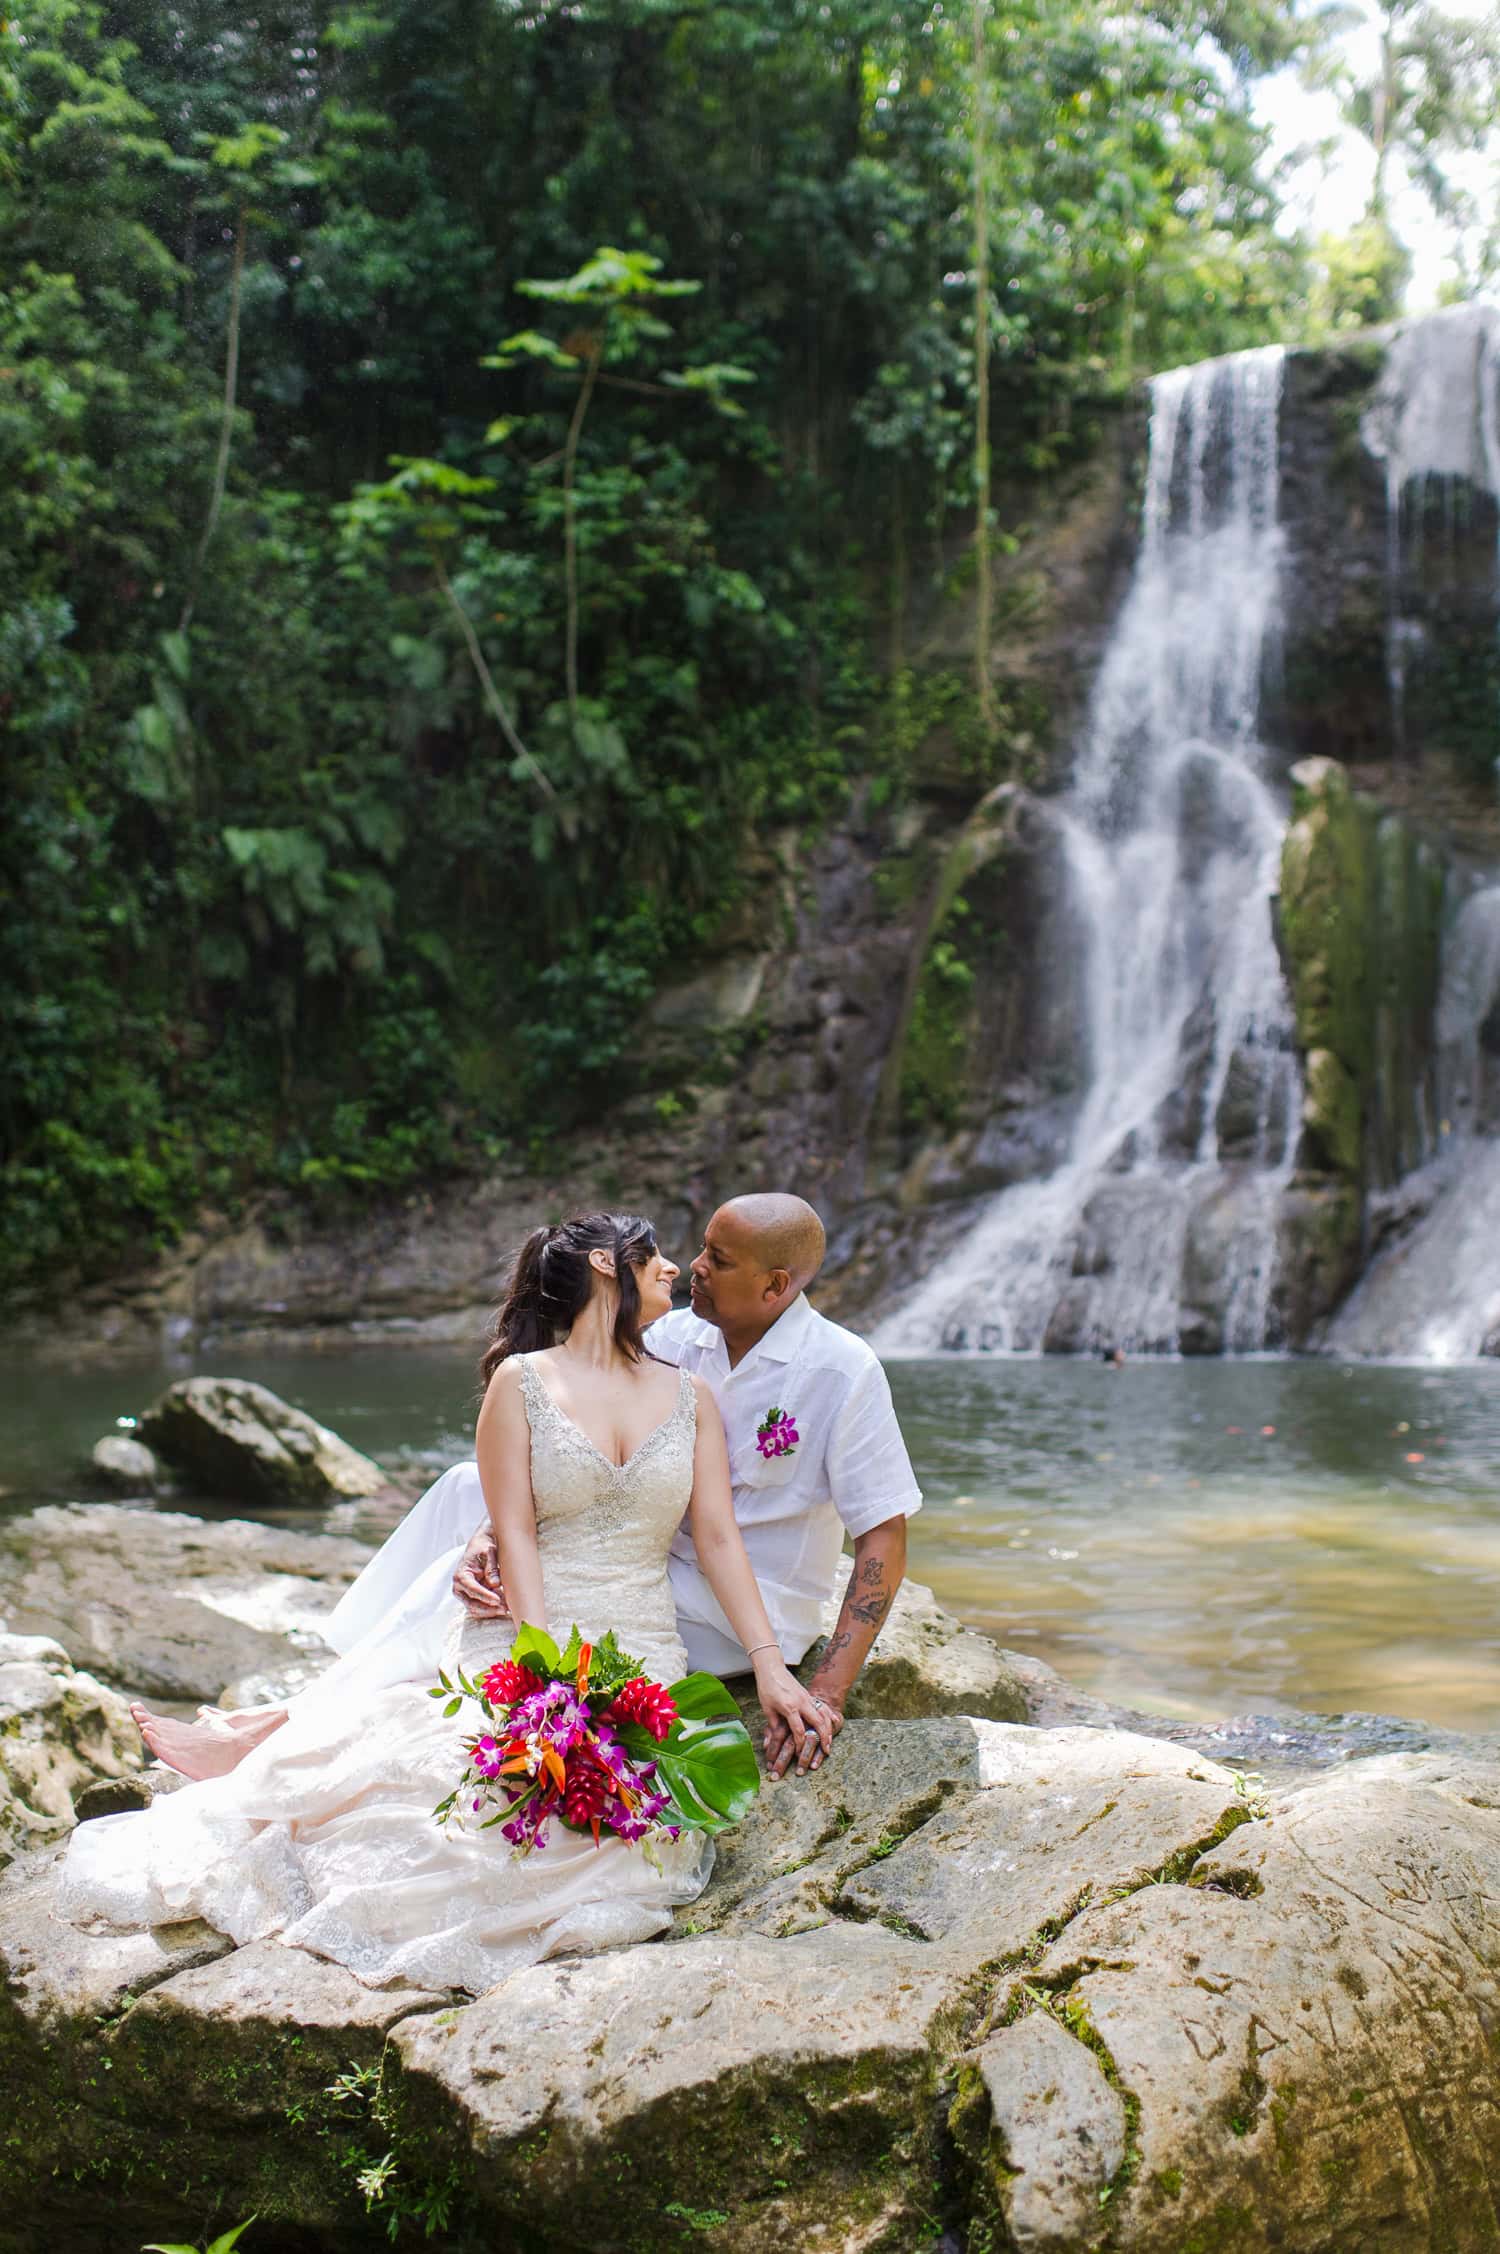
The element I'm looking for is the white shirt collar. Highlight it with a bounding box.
[725,1292,814,1380]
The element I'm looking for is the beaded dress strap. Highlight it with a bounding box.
[517,1352,547,1425]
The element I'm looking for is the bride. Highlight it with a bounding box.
[59,1212,832,1994]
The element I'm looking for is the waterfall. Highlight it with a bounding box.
[1362,303,1500,747]
[1363,304,1500,505]
[1316,310,1500,1362]
[1322,1138,1500,1363]
[1325,882,1500,1362]
[1436,883,1500,1127]
[878,348,1301,1357]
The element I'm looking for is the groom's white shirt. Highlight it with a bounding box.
[324,1292,921,1675]
[649,1294,922,1669]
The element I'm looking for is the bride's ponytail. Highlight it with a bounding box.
[480,1226,554,1383]
[479,1210,661,1388]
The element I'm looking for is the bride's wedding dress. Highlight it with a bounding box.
[59,1358,714,1994]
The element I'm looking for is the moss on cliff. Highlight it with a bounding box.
[902,907,980,1134]
[1420,629,1500,793]
[1277,757,1446,1189]
[873,790,1021,1150]
[877,662,1051,805]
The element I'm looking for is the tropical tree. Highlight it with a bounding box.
[1343,0,1498,220]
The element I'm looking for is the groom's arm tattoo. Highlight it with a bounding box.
[849,1556,893,1628]
[806,1516,908,1708]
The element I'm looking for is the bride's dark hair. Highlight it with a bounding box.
[480,1211,660,1386]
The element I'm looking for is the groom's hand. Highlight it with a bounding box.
[766,1684,844,1778]
[453,1525,509,1620]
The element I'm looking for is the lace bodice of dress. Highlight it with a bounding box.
[447,1354,697,1686]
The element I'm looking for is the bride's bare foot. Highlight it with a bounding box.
[129,1702,287,1780]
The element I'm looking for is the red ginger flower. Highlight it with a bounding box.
[607,1676,678,1742]
[481,1659,544,1710]
[564,1757,610,1829]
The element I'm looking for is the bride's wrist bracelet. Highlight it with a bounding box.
[746,1641,781,1665]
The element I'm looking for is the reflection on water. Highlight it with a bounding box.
[4,1346,1499,1733]
[889,1357,1500,1733]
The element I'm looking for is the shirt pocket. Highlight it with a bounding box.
[741,1436,803,1489]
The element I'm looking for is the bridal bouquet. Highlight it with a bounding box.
[430,1623,759,1856]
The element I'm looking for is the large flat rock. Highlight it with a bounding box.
[954,1747,1500,2253]
[835,1723,1248,1955]
[390,1921,965,2252]
[0,1862,441,2248]
[0,1504,372,1702]
[5,1718,1499,2253]
[693,1712,987,1937]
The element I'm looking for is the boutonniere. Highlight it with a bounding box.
[756,1405,800,1460]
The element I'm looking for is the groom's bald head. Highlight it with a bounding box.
[720,1193,827,1289]
[687,1192,827,1342]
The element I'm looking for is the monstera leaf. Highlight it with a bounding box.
[617,1672,760,1833]
[668,1672,742,1721]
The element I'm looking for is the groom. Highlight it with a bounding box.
[336,1192,922,1778]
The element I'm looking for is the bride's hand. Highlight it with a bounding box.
[452,1526,509,1620]
[755,1659,837,1779]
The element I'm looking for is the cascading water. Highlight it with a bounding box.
[878,348,1301,1356]
[1361,303,1500,749]
[1318,307,1500,1362]
[1436,882,1500,1126]
[1326,883,1500,1362]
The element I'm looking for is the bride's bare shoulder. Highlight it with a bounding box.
[486,1355,528,1389]
[477,1356,527,1423]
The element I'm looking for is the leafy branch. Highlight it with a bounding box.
[336,456,555,801]
[483,246,753,745]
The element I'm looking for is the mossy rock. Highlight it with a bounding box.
[1302,1047,1362,1178]
[1277,757,1447,1191]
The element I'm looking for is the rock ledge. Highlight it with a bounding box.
[4,1723,1497,2254]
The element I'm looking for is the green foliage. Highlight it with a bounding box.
[665,1672,745,1722]
[1310,0,1500,238]
[0,0,1319,1291]
[298,2055,464,2238]
[1303,217,1413,335]
[505,1622,562,1678]
[902,903,980,1133]
[143,2220,256,2254]
[580,1628,648,1700]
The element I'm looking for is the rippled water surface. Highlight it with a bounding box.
[888,1356,1500,1732]
[5,1347,1499,1732]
